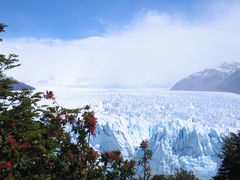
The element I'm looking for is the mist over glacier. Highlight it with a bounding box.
[38,87,240,179]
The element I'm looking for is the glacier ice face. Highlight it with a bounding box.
[147,120,224,179]
[40,87,240,180]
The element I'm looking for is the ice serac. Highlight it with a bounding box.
[57,89,240,180]
[147,120,225,179]
[171,62,240,93]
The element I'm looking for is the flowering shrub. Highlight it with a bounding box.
[0,24,157,179]
[140,139,149,149]
[138,140,153,180]
[101,150,136,179]
[43,90,55,100]
[82,111,97,136]
[152,169,199,180]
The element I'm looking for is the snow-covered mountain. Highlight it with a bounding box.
[45,87,240,180]
[171,62,240,93]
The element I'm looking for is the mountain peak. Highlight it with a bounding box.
[217,62,240,73]
[171,62,240,93]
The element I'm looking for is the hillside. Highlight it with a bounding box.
[171,62,240,93]
[0,73,34,90]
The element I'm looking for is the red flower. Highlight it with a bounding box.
[103,151,123,163]
[109,157,113,162]
[5,162,13,168]
[62,119,67,125]
[82,111,94,118]
[89,117,97,126]
[102,152,109,157]
[107,151,122,162]
[89,127,96,135]
[7,135,15,146]
[0,162,4,169]
[20,142,29,149]
[44,90,55,100]
[70,119,75,125]
[140,140,148,149]
[146,166,152,171]
[7,173,14,179]
[113,153,122,161]
[127,161,135,168]
[91,149,99,158]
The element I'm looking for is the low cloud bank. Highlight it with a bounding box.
[1,1,240,88]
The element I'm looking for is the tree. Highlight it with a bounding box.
[152,169,198,180]
[138,140,152,180]
[101,150,136,180]
[214,131,240,180]
[0,23,7,41]
[0,23,136,179]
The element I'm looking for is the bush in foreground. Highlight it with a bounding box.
[152,169,199,180]
[0,24,136,179]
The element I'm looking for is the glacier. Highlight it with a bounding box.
[39,87,240,179]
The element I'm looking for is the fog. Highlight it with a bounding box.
[1,1,240,88]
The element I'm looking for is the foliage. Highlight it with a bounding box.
[214,131,240,180]
[152,169,199,180]
[0,24,137,179]
[0,23,7,41]
[101,150,136,180]
[138,140,152,180]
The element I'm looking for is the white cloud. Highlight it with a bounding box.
[1,1,240,88]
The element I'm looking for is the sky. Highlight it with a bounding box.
[1,0,240,88]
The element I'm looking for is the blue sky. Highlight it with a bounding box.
[1,0,240,88]
[2,0,209,39]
